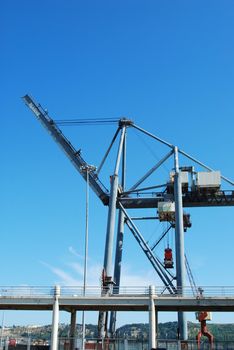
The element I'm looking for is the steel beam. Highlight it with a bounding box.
[118,192,234,208]
[179,149,234,186]
[129,150,173,191]
[120,203,176,294]
[103,127,126,277]
[97,128,120,175]
[132,124,174,149]
[109,131,127,335]
[99,127,126,338]
[22,95,109,204]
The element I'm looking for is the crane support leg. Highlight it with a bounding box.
[98,175,119,338]
[99,127,126,338]
[174,146,187,340]
[69,309,76,350]
[103,127,126,278]
[109,133,126,336]
[109,208,125,335]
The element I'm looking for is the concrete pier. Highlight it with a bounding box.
[149,286,157,350]
[51,286,60,350]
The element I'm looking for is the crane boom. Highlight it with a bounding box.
[22,95,109,205]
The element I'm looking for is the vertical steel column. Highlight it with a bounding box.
[109,210,124,334]
[149,285,157,350]
[103,126,126,276]
[51,285,60,350]
[174,146,187,340]
[99,127,126,338]
[70,309,77,350]
[109,130,127,335]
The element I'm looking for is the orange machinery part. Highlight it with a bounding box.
[196,312,214,350]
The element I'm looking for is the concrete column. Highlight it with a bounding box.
[70,309,77,350]
[27,336,31,350]
[51,285,60,350]
[5,337,9,350]
[124,337,128,350]
[149,285,157,350]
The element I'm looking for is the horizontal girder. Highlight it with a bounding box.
[117,190,234,208]
[0,295,234,312]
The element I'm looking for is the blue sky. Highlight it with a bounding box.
[1,0,234,327]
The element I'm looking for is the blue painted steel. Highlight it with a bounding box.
[99,127,126,338]
[103,127,126,277]
[109,133,126,335]
[22,95,109,204]
[174,146,188,340]
[119,203,176,294]
[129,150,174,191]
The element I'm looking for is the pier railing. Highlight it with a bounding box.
[0,286,234,297]
[1,336,234,350]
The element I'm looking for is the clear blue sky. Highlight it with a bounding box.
[1,0,234,327]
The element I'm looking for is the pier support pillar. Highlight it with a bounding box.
[27,336,31,350]
[51,285,60,350]
[149,285,157,350]
[124,337,128,350]
[70,309,76,350]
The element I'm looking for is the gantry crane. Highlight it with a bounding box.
[23,94,234,341]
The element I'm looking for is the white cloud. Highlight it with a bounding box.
[120,264,161,287]
[68,246,83,259]
[41,248,163,289]
[40,261,81,285]
[68,262,84,276]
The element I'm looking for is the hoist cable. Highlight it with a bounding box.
[55,118,119,126]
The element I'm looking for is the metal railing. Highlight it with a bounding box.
[0,286,234,298]
[1,336,234,349]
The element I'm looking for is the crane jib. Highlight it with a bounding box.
[22,94,109,205]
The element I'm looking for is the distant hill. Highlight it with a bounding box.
[3,322,234,341]
[116,322,234,340]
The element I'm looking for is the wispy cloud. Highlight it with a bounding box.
[40,261,81,285]
[120,264,161,286]
[41,251,161,288]
[68,262,84,276]
[68,246,83,259]
[68,261,103,285]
